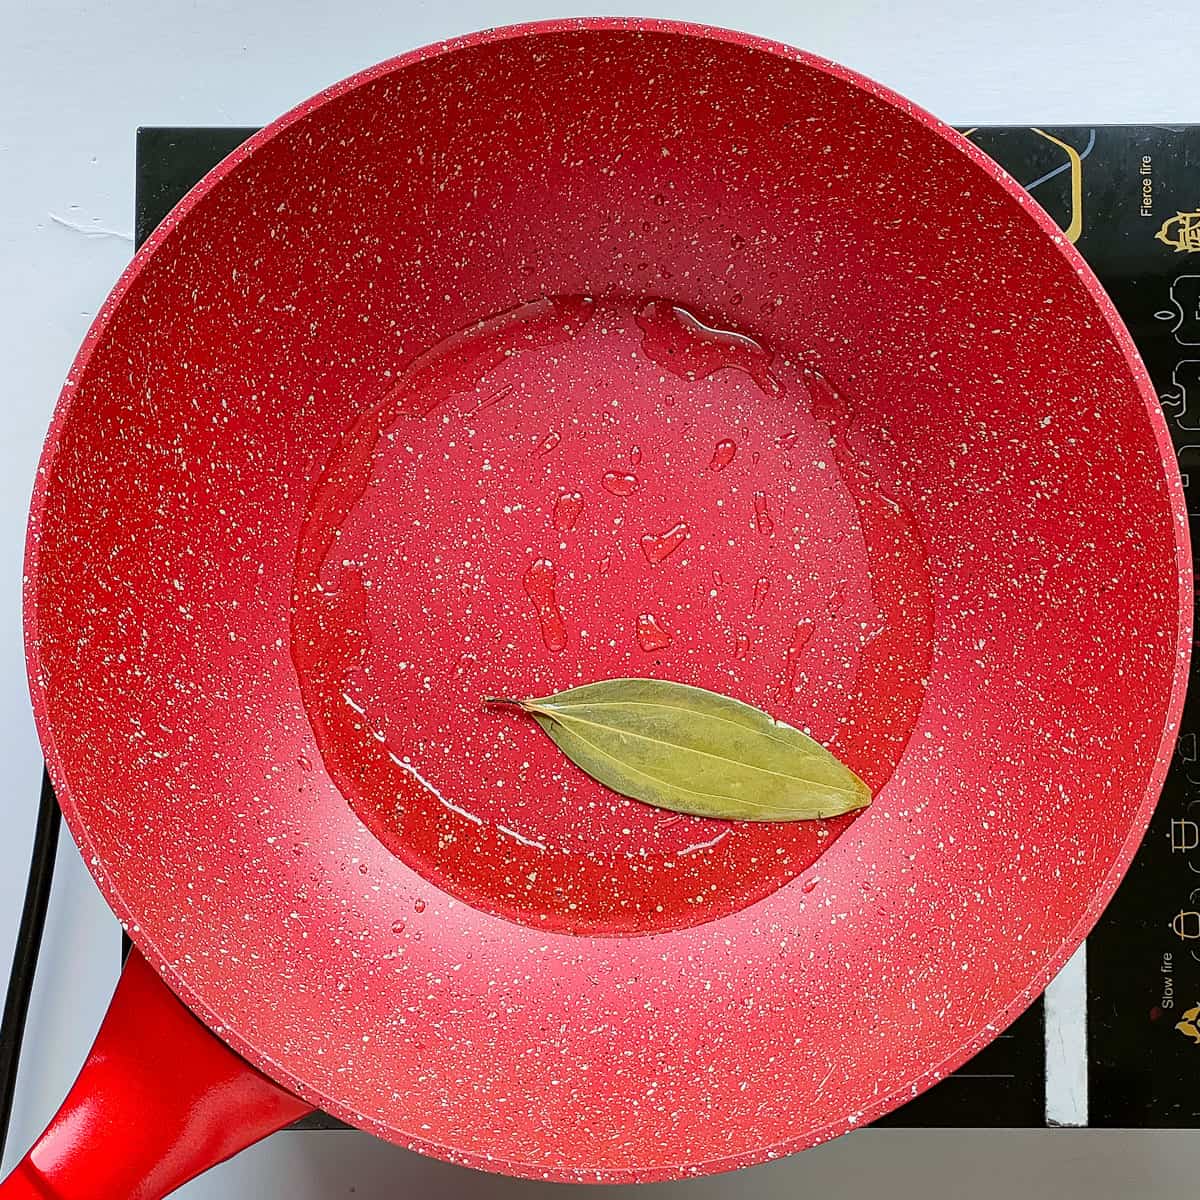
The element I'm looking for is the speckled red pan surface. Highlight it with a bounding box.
[23,18,1191,1182]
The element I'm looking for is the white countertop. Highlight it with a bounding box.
[2,1,1199,1196]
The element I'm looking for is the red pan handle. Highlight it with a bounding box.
[0,948,313,1199]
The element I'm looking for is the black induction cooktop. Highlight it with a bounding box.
[131,123,1200,1132]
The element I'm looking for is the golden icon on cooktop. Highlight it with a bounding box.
[1156,211,1200,253]
[1176,1003,1200,1044]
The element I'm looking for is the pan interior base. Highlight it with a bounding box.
[290,294,931,935]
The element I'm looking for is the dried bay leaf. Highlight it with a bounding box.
[485,678,870,821]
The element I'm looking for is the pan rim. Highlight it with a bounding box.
[23,16,1193,1181]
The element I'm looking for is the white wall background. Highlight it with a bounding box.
[2,1,1198,1195]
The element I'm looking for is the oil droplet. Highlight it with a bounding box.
[535,430,561,456]
[635,300,784,398]
[602,471,638,497]
[298,753,312,771]
[804,367,849,423]
[712,569,724,586]
[780,620,815,698]
[413,898,426,913]
[630,445,642,465]
[640,521,690,564]
[391,918,406,935]
[708,439,737,471]
[753,491,775,536]
[735,633,750,660]
[523,558,568,651]
[637,614,673,652]
[752,576,770,612]
[552,491,584,531]
[598,553,612,575]
[801,877,819,894]
[464,383,512,418]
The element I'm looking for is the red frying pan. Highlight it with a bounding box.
[6,17,1191,1197]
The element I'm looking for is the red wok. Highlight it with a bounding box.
[8,17,1191,1196]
